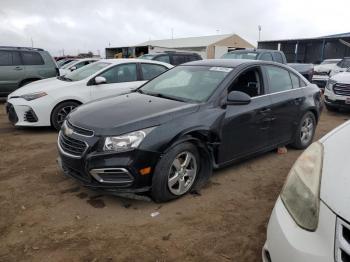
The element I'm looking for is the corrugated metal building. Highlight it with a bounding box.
[106,34,254,59]
[258,32,350,64]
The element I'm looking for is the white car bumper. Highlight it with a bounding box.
[263,198,336,262]
[6,96,54,127]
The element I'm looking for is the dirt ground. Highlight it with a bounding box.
[0,103,349,262]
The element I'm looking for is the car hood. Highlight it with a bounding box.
[68,92,200,136]
[320,121,350,221]
[9,77,78,97]
[330,72,350,84]
[314,64,336,73]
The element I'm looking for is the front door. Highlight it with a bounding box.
[0,50,25,96]
[218,66,273,164]
[90,63,145,100]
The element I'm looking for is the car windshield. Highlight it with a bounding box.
[139,54,156,60]
[139,65,232,102]
[222,52,258,60]
[61,60,78,69]
[61,62,110,81]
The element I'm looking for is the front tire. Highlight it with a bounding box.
[51,101,80,130]
[151,142,200,202]
[291,111,316,149]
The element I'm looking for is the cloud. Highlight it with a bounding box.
[0,0,349,57]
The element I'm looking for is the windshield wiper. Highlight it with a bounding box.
[144,91,187,102]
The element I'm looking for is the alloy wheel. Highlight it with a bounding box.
[57,105,76,126]
[300,116,314,145]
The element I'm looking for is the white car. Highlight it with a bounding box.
[312,59,341,89]
[6,59,173,130]
[59,58,99,76]
[330,57,350,77]
[263,120,350,262]
[324,69,350,111]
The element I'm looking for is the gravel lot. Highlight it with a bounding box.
[0,102,349,262]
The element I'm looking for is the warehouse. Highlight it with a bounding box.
[258,32,350,63]
[105,33,254,59]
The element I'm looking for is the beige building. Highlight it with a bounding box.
[106,34,255,59]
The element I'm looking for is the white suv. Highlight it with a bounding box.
[263,120,350,262]
[324,69,350,111]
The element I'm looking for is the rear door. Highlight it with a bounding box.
[263,65,304,145]
[0,50,24,95]
[90,63,143,100]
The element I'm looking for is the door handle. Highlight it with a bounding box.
[14,66,23,71]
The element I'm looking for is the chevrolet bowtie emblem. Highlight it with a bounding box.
[64,125,74,136]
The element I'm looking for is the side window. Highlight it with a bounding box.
[290,73,300,88]
[21,51,44,65]
[0,51,21,66]
[154,55,170,64]
[172,55,187,65]
[272,52,283,64]
[228,67,263,97]
[141,63,168,80]
[260,53,273,61]
[265,66,293,93]
[99,63,137,84]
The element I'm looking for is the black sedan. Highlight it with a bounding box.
[57,59,323,202]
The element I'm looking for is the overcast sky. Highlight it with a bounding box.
[1,0,349,57]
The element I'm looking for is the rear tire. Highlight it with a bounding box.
[51,101,80,131]
[151,142,200,202]
[291,112,316,149]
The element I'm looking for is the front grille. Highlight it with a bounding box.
[67,121,94,136]
[58,132,87,157]
[334,83,350,96]
[335,217,350,261]
[24,109,38,122]
[90,168,134,184]
[6,103,18,124]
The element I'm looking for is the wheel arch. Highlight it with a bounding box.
[50,99,83,126]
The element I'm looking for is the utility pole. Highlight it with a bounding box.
[258,25,262,42]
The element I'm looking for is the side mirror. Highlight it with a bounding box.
[70,66,77,71]
[226,91,251,105]
[94,76,107,85]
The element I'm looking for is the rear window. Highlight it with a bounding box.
[21,51,44,65]
[141,63,168,80]
[272,52,284,63]
[0,51,21,66]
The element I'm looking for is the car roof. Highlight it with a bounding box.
[228,49,281,54]
[98,58,173,68]
[143,52,198,56]
[0,46,45,52]
[183,59,261,68]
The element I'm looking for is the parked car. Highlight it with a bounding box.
[222,49,287,64]
[59,58,99,76]
[329,57,350,76]
[57,59,322,202]
[324,69,350,111]
[56,58,77,68]
[0,46,59,97]
[263,120,350,262]
[312,59,341,89]
[6,59,173,130]
[139,51,202,65]
[287,63,314,82]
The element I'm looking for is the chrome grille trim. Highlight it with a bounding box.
[334,83,350,97]
[335,217,350,261]
[57,131,88,159]
[90,168,134,184]
[66,120,94,137]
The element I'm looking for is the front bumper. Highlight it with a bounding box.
[324,89,350,109]
[263,198,336,262]
[5,97,54,126]
[57,131,161,193]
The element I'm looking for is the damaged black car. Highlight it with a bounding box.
[57,59,322,202]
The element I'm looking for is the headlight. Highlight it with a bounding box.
[281,142,323,231]
[103,127,155,152]
[20,92,47,101]
[326,80,336,91]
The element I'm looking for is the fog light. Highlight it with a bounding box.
[139,167,151,176]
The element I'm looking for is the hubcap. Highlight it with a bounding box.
[57,105,76,126]
[300,116,314,145]
[168,151,197,196]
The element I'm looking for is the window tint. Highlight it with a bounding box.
[0,51,21,66]
[154,55,170,64]
[260,53,273,61]
[172,55,187,65]
[229,67,263,97]
[21,51,44,65]
[265,66,293,93]
[290,73,300,88]
[272,52,283,63]
[99,63,137,83]
[141,63,168,80]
